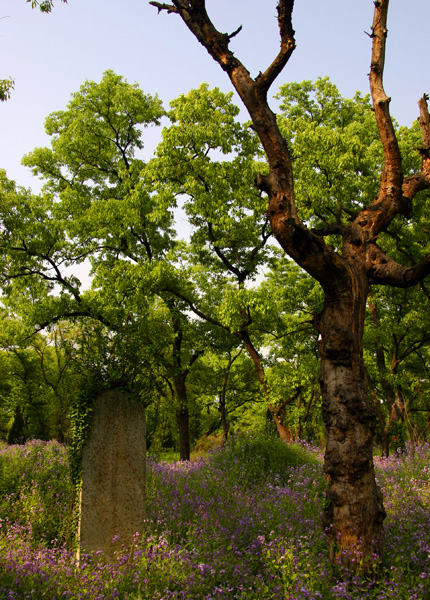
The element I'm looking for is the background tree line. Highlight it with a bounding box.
[0,71,429,458]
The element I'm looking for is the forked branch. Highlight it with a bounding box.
[369,243,430,288]
[256,0,296,94]
[367,0,403,233]
[149,0,299,220]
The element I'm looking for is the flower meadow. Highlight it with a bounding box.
[0,436,429,600]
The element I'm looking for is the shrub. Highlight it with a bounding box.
[0,439,73,546]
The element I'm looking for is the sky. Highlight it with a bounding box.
[1,0,429,193]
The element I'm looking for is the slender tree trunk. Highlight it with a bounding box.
[395,386,416,454]
[218,350,242,443]
[296,389,314,441]
[268,404,292,442]
[219,395,229,443]
[174,372,190,461]
[166,295,198,462]
[218,372,229,443]
[239,329,291,441]
[317,273,386,563]
[366,372,390,457]
[177,406,190,461]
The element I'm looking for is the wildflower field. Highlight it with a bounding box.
[0,436,429,600]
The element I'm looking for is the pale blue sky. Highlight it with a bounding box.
[1,0,429,191]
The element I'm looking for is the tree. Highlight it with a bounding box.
[0,311,82,442]
[365,284,430,455]
[148,84,289,436]
[0,70,168,324]
[158,294,206,461]
[0,71,179,450]
[1,72,270,460]
[187,328,263,443]
[150,0,430,566]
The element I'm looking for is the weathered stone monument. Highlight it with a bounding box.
[78,389,146,559]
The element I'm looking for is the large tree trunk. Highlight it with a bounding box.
[317,271,386,562]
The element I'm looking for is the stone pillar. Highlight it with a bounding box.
[78,389,146,559]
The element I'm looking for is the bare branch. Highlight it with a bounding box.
[418,93,430,162]
[366,0,403,233]
[399,94,430,201]
[149,1,179,14]
[256,0,296,94]
[227,25,243,41]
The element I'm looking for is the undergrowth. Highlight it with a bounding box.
[0,435,429,599]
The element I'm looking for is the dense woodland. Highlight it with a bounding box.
[0,70,429,456]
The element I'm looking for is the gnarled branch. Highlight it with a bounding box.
[418,93,430,164]
[255,0,296,94]
[148,1,179,14]
[367,0,403,234]
[369,243,430,287]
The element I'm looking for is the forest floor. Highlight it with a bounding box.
[0,435,429,599]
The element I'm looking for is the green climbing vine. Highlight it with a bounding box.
[68,375,108,548]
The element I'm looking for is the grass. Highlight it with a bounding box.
[0,435,429,599]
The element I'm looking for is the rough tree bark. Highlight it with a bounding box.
[151,0,430,565]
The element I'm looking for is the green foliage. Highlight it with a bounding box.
[209,431,320,487]
[0,77,14,102]
[149,83,268,284]
[0,71,172,338]
[1,73,429,452]
[0,440,72,545]
[0,316,84,443]
[190,343,263,439]
[26,0,67,13]
[276,77,383,228]
[364,283,430,452]
[22,70,170,267]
